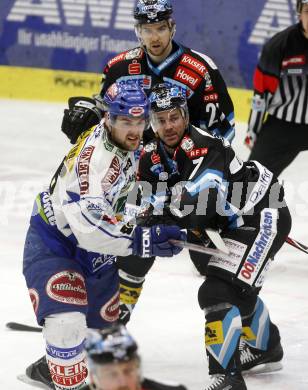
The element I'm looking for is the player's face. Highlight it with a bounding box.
[91,359,141,390]
[109,115,146,151]
[139,21,173,61]
[300,4,308,37]
[153,108,187,148]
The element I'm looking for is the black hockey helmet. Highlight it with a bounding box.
[134,0,173,24]
[149,83,189,132]
[149,83,187,112]
[84,324,139,365]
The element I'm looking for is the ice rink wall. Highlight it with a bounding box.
[0,0,299,122]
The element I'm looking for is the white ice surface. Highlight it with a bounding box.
[0,99,308,389]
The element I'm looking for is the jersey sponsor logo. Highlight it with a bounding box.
[28,288,39,314]
[144,142,157,153]
[174,66,202,90]
[282,55,306,68]
[108,52,126,68]
[106,83,120,99]
[129,61,141,75]
[48,358,88,387]
[208,239,247,275]
[78,145,95,195]
[180,54,207,76]
[205,321,224,345]
[191,49,218,70]
[101,156,121,192]
[40,191,56,225]
[91,254,116,273]
[86,201,104,213]
[181,136,194,152]
[143,75,152,88]
[116,75,152,90]
[204,72,213,91]
[238,210,276,285]
[204,93,218,102]
[186,147,208,159]
[242,327,257,342]
[129,106,144,116]
[46,342,84,360]
[123,158,133,174]
[125,48,143,60]
[163,77,194,99]
[46,271,88,305]
[65,130,92,172]
[142,228,151,257]
[150,163,164,175]
[100,291,120,322]
[151,152,161,165]
[120,284,142,305]
[249,166,272,205]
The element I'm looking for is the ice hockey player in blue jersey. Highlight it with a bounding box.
[22,82,184,389]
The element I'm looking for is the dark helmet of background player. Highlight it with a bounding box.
[297,0,308,13]
[149,83,189,127]
[134,0,173,24]
[134,0,176,48]
[84,324,139,366]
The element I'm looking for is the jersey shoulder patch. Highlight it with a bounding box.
[107,47,143,68]
[125,47,144,60]
[143,141,158,154]
[191,49,217,70]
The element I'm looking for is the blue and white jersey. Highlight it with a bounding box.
[30,120,140,274]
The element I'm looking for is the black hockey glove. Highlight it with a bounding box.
[61,96,103,144]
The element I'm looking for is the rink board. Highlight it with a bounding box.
[0,65,252,123]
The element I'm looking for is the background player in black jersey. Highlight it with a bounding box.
[245,0,308,177]
[61,0,235,146]
[81,325,187,390]
[127,84,292,390]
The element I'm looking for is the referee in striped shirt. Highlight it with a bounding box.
[245,0,308,177]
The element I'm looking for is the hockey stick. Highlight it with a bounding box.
[286,236,308,255]
[6,236,308,334]
[172,235,308,257]
[169,239,228,257]
[6,321,42,332]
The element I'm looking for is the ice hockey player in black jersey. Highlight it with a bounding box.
[61,0,235,145]
[126,84,292,390]
[81,324,187,390]
[245,0,308,177]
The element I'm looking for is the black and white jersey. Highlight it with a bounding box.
[100,41,235,142]
[248,23,308,135]
[138,125,280,231]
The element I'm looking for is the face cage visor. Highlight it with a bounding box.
[150,105,189,133]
